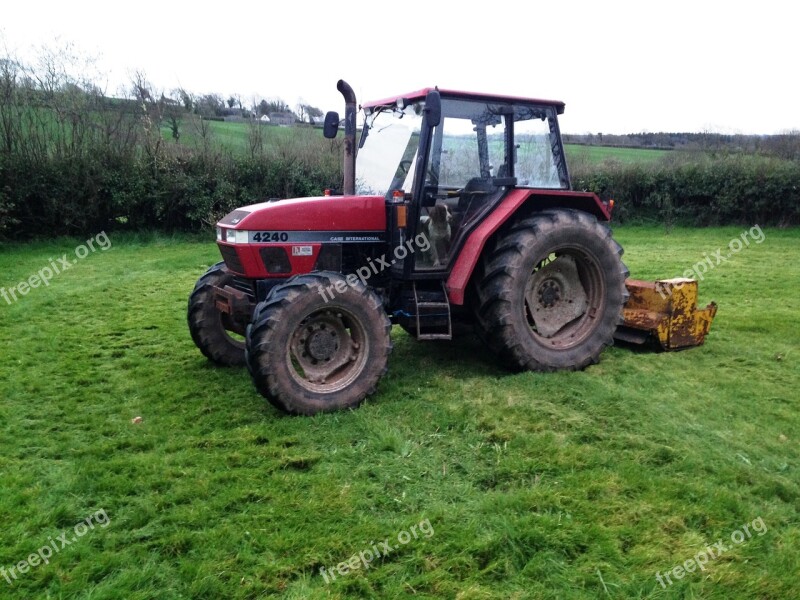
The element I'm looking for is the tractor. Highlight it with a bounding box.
[188,81,716,415]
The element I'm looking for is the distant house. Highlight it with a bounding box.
[259,114,271,123]
[269,112,296,126]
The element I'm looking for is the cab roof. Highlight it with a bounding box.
[361,87,565,114]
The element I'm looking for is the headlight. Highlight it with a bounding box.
[223,229,249,244]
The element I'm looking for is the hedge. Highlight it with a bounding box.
[1,151,798,240]
[571,154,800,227]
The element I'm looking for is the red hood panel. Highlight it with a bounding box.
[223,195,386,231]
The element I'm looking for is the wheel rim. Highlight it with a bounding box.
[286,307,369,393]
[524,248,605,349]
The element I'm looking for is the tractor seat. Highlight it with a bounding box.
[458,177,497,213]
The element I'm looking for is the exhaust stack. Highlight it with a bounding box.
[337,80,356,195]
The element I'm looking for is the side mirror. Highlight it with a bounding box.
[323,111,340,139]
[424,90,441,127]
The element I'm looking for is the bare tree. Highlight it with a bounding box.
[296,100,323,124]
[296,101,307,124]
[178,88,194,112]
[132,71,168,169]
[196,93,224,117]
[0,57,20,154]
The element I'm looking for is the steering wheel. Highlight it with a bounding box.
[399,159,439,186]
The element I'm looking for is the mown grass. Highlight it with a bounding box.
[0,227,797,599]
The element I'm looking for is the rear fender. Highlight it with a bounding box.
[446,189,610,305]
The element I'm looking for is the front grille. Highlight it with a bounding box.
[260,247,291,274]
[218,244,244,274]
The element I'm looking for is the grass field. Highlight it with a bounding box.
[564,144,672,165]
[164,118,672,165]
[0,226,798,599]
[164,119,325,156]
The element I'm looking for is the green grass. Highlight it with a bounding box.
[163,118,325,155]
[565,144,672,165]
[164,119,670,166]
[0,227,798,599]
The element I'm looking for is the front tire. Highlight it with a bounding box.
[475,209,628,371]
[188,262,248,366]
[245,273,392,415]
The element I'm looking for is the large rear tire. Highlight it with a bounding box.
[245,272,392,415]
[475,209,628,371]
[188,262,247,366]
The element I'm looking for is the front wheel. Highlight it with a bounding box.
[188,262,248,366]
[475,209,628,371]
[245,272,392,415]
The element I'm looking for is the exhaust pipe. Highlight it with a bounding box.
[337,79,356,195]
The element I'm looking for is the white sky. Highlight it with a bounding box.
[2,0,797,134]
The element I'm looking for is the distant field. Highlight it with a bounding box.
[164,118,673,165]
[163,118,324,155]
[0,227,798,598]
[565,144,672,164]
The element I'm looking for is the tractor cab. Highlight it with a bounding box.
[345,89,572,274]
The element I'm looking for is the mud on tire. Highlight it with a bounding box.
[245,272,393,415]
[474,209,629,371]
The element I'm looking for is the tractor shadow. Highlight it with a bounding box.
[388,325,509,380]
[612,337,667,355]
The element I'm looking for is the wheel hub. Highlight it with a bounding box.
[538,280,562,308]
[306,327,339,361]
[526,254,589,337]
[290,311,361,385]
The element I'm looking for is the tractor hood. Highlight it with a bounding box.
[217,195,386,242]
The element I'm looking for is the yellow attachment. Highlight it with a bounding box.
[616,278,717,350]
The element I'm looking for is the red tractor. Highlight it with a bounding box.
[188,81,715,415]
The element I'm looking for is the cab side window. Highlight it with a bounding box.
[416,102,506,270]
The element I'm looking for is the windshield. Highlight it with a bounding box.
[355,102,423,197]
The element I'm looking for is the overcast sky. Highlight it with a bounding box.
[2,1,796,134]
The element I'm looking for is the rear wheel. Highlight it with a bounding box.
[475,209,628,371]
[188,262,248,366]
[246,272,392,415]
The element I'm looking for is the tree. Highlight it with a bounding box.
[131,71,164,166]
[265,98,291,114]
[178,88,193,112]
[296,102,324,124]
[305,104,323,123]
[162,93,184,141]
[195,93,224,117]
